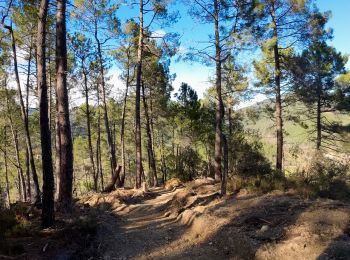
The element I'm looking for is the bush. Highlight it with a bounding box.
[228,127,273,178]
[290,152,350,200]
[227,130,282,194]
[0,209,17,238]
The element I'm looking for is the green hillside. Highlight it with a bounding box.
[243,101,350,173]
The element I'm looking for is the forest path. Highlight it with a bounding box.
[88,183,350,260]
[94,187,194,260]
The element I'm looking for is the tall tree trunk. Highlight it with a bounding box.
[271,3,283,173]
[25,148,30,200]
[160,133,166,184]
[135,0,144,189]
[142,83,158,187]
[48,34,53,133]
[120,66,130,187]
[205,144,211,177]
[3,127,11,206]
[96,90,104,190]
[316,84,322,150]
[7,25,41,200]
[56,0,73,211]
[5,84,26,202]
[227,106,233,174]
[214,0,223,182]
[94,22,118,185]
[82,68,97,191]
[148,90,158,186]
[37,0,54,228]
[47,41,52,132]
[9,125,25,202]
[25,38,33,201]
[221,134,228,195]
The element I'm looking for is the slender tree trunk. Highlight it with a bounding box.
[48,35,53,133]
[128,153,132,185]
[172,128,175,158]
[56,0,73,211]
[214,0,223,182]
[160,132,166,184]
[4,83,25,201]
[142,83,158,187]
[17,172,23,201]
[96,91,104,190]
[205,144,211,177]
[25,38,33,201]
[82,68,97,190]
[227,106,233,174]
[94,22,118,185]
[271,4,283,173]
[3,127,10,206]
[25,149,30,199]
[37,0,54,228]
[120,66,130,187]
[9,126,25,202]
[149,91,158,186]
[316,85,322,150]
[221,134,228,195]
[135,0,144,189]
[7,26,41,200]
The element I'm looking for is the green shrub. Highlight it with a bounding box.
[290,152,350,199]
[0,209,17,238]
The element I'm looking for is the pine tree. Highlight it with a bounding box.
[254,0,314,172]
[37,0,54,227]
[56,0,74,211]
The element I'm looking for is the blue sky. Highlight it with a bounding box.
[113,1,350,101]
[169,0,350,98]
[318,0,350,60]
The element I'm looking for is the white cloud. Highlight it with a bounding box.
[170,62,213,98]
[151,29,166,38]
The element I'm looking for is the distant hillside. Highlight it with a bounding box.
[242,99,350,173]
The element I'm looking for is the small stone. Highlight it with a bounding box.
[260,225,269,232]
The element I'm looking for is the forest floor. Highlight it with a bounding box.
[2,179,350,259]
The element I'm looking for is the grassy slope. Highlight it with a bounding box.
[243,101,350,173]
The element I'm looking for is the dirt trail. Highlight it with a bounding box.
[83,181,350,260]
[93,187,192,259]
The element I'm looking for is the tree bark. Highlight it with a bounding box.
[142,83,158,187]
[221,134,228,195]
[48,35,53,133]
[149,90,158,186]
[25,37,33,201]
[96,90,104,190]
[227,106,233,174]
[82,67,97,190]
[3,127,11,206]
[9,124,25,202]
[160,132,166,184]
[56,0,73,212]
[37,0,55,228]
[271,2,283,173]
[120,65,130,187]
[103,165,122,193]
[135,0,144,189]
[214,0,223,182]
[316,83,322,150]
